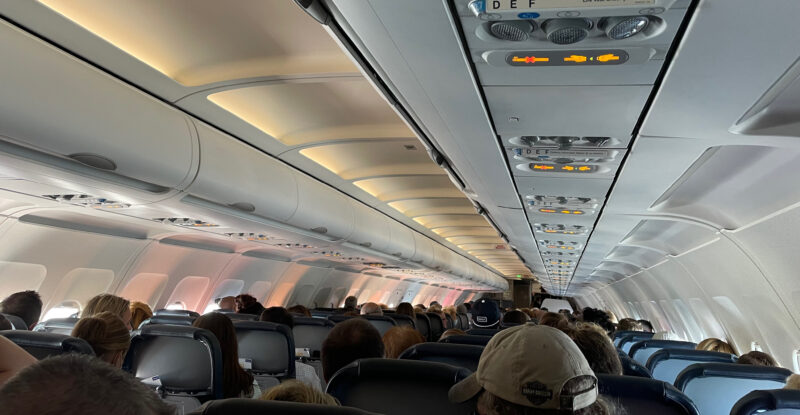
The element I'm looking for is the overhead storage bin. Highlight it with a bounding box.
[347,200,392,253]
[432,244,455,273]
[386,219,416,260]
[410,233,436,268]
[288,172,355,240]
[187,122,298,222]
[0,21,197,199]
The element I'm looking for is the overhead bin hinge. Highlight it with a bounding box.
[293,0,331,25]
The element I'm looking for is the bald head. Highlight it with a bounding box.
[360,302,383,316]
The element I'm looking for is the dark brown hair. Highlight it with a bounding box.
[321,318,384,381]
[737,351,777,367]
[192,313,254,398]
[260,307,294,328]
[539,312,570,330]
[71,312,131,366]
[395,302,415,319]
[1,291,42,329]
[564,323,622,375]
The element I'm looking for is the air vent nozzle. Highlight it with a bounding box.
[601,15,650,39]
[543,19,593,45]
[489,20,535,41]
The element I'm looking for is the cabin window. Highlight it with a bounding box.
[41,300,81,321]
[165,301,186,311]
[164,276,210,312]
[289,284,315,306]
[46,268,114,318]
[0,261,47,302]
[119,273,168,307]
[312,287,332,309]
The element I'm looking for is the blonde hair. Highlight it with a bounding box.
[785,374,800,390]
[260,380,339,405]
[82,294,130,320]
[129,302,153,330]
[696,338,738,355]
[71,312,130,363]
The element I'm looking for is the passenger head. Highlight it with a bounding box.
[192,313,254,398]
[414,304,427,311]
[563,323,622,375]
[82,294,132,330]
[0,353,175,415]
[218,296,236,311]
[343,296,358,311]
[70,312,131,368]
[395,302,415,318]
[616,318,642,332]
[502,310,529,326]
[449,324,612,414]
[259,306,295,328]
[382,326,425,359]
[428,303,443,313]
[471,299,501,329]
[0,290,42,330]
[637,319,654,333]
[287,304,311,317]
[321,318,384,381]
[360,302,383,316]
[737,351,777,367]
[785,374,800,390]
[697,338,738,355]
[539,312,570,330]
[260,379,339,405]
[439,328,467,341]
[128,301,152,331]
[0,314,11,330]
[235,294,263,315]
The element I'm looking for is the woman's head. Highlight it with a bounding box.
[129,302,153,331]
[192,312,254,398]
[737,351,777,367]
[539,312,570,330]
[395,302,415,318]
[82,294,132,330]
[382,326,425,359]
[564,323,622,375]
[71,312,131,368]
[260,379,339,405]
[439,328,467,341]
[697,338,738,355]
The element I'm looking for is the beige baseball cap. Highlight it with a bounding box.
[449,324,598,410]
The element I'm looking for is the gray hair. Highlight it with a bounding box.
[0,354,175,415]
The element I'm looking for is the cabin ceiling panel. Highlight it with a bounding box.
[298,140,441,180]
[389,199,476,218]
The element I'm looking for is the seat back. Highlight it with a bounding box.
[444,313,455,329]
[619,353,653,378]
[597,374,699,415]
[32,317,79,335]
[647,348,737,385]
[191,398,379,414]
[439,334,492,346]
[618,332,656,354]
[310,309,336,319]
[466,328,499,336]
[613,330,653,347]
[384,313,416,329]
[415,313,432,341]
[234,321,295,390]
[139,314,196,328]
[457,313,469,330]
[0,330,95,359]
[675,363,792,415]
[2,313,29,330]
[326,358,475,415]
[732,389,800,415]
[327,315,397,336]
[426,313,445,340]
[124,324,223,410]
[293,317,334,359]
[630,340,697,365]
[219,311,258,321]
[398,342,483,372]
[155,309,200,318]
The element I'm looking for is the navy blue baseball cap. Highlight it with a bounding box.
[471,298,501,328]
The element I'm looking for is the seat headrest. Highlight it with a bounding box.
[731,389,800,415]
[630,339,697,355]
[193,398,379,415]
[218,311,258,321]
[328,314,353,323]
[617,332,657,348]
[647,348,737,371]
[465,328,499,336]
[619,354,653,378]
[398,342,484,372]
[597,374,699,415]
[294,317,335,328]
[234,321,295,377]
[154,309,200,318]
[613,330,653,343]
[675,362,793,390]
[124,324,223,399]
[139,314,196,327]
[327,358,475,415]
[32,317,79,335]
[440,334,492,346]
[2,313,29,330]
[0,330,95,359]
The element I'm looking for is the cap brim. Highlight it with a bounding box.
[448,373,483,403]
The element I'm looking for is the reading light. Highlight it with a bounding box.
[601,16,650,40]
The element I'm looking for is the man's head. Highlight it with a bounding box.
[0,291,42,330]
[737,351,777,367]
[449,324,602,414]
[321,318,384,381]
[562,323,622,376]
[360,302,383,316]
[260,306,295,328]
[343,296,358,310]
[218,296,236,311]
[616,318,642,332]
[502,310,529,326]
[0,354,175,415]
[471,299,501,328]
